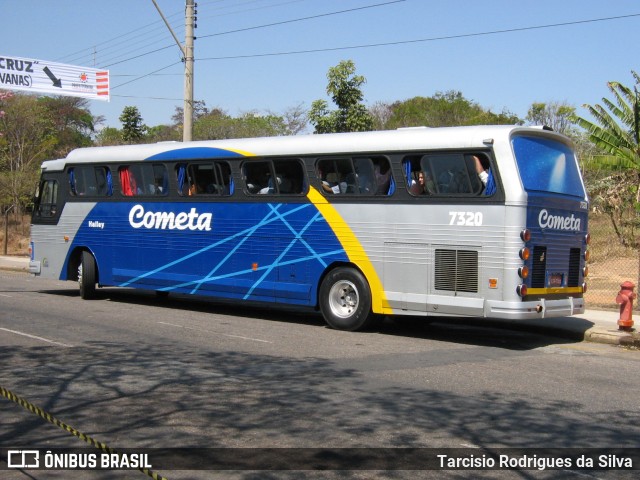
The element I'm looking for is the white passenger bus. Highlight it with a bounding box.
[29,125,589,330]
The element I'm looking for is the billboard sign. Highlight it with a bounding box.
[0,54,109,101]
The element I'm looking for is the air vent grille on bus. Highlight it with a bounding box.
[435,249,478,293]
[531,246,547,288]
[568,248,581,287]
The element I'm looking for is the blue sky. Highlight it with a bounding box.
[3,0,639,131]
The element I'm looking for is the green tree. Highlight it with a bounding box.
[0,93,56,212]
[280,103,308,135]
[193,109,289,140]
[94,126,123,146]
[526,101,576,135]
[145,124,181,143]
[39,96,99,157]
[572,71,640,169]
[571,71,640,247]
[309,60,373,133]
[384,91,521,129]
[119,106,146,144]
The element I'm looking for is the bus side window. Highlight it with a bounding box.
[317,158,355,194]
[423,154,473,194]
[215,161,234,195]
[317,157,393,196]
[369,156,394,195]
[185,161,233,196]
[176,164,190,196]
[316,159,342,194]
[151,164,168,195]
[70,166,112,197]
[273,158,305,194]
[35,179,58,218]
[243,161,273,195]
[94,167,113,196]
[119,166,139,196]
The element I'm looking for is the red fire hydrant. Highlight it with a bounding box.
[616,281,636,331]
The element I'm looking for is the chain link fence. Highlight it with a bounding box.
[583,160,640,311]
[586,212,639,310]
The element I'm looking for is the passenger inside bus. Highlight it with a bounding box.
[472,154,496,195]
[409,171,435,195]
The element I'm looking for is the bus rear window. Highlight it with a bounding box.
[512,135,585,198]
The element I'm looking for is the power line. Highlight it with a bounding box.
[89,0,408,90]
[197,0,406,39]
[111,61,182,90]
[103,44,176,68]
[97,9,640,96]
[111,94,183,101]
[197,12,640,61]
[56,9,183,66]
[94,1,406,70]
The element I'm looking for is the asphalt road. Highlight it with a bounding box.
[1,271,639,480]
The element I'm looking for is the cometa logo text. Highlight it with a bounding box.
[538,209,581,231]
[129,204,212,231]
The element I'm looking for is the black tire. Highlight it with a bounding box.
[319,267,374,331]
[78,251,97,300]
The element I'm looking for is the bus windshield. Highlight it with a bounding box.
[512,135,585,198]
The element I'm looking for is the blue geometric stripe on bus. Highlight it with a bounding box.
[243,209,325,300]
[69,200,347,305]
[117,203,332,288]
[145,147,247,161]
[126,249,345,294]
[189,205,326,296]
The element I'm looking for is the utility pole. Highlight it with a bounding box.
[183,0,195,142]
[151,0,196,142]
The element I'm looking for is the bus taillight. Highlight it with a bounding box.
[519,247,530,261]
[520,229,531,242]
[518,266,529,279]
[516,284,528,297]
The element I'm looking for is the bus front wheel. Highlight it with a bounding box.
[319,267,374,331]
[78,251,97,300]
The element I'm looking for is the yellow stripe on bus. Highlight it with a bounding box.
[307,186,390,314]
[527,287,584,295]
[225,147,256,157]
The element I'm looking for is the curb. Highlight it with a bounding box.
[0,266,28,273]
[0,256,29,273]
[584,327,640,348]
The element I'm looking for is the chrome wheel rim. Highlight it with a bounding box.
[328,280,359,318]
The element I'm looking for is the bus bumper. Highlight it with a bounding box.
[29,260,41,275]
[485,297,585,319]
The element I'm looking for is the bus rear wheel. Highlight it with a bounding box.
[319,267,374,331]
[78,251,97,300]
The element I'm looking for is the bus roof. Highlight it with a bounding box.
[42,125,569,171]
